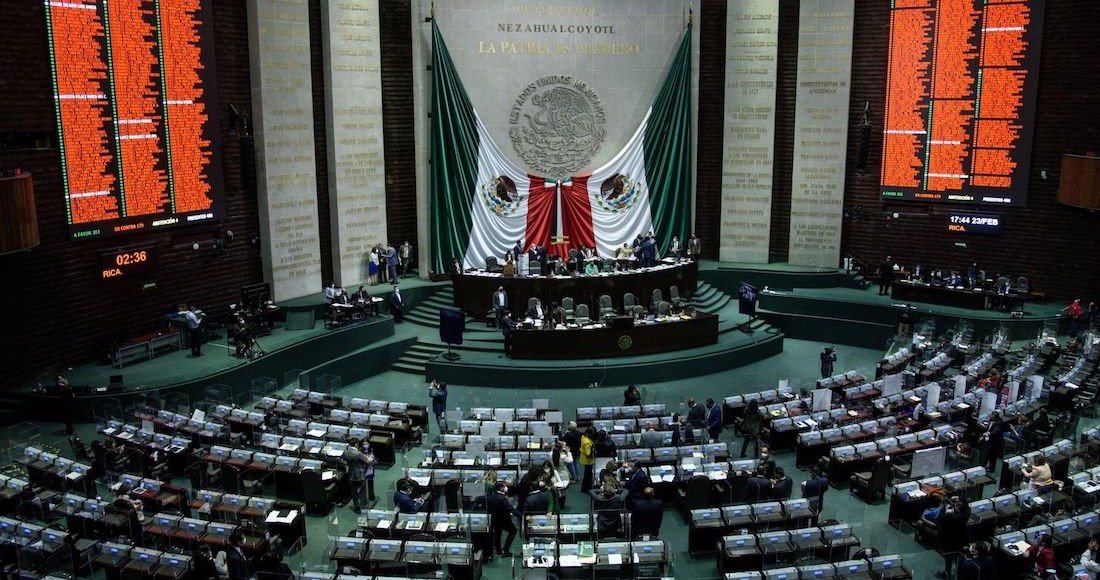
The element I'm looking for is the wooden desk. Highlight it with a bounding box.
[510,313,719,359]
[891,281,987,310]
[453,259,698,318]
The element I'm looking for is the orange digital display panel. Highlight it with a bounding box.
[45,0,223,239]
[880,0,1042,206]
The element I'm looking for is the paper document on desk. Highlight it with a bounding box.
[306,429,327,438]
[321,470,337,481]
[411,477,430,486]
[608,553,622,565]
[279,444,299,452]
[376,520,391,529]
[434,522,449,532]
[559,555,580,567]
[1006,540,1029,554]
[908,489,927,499]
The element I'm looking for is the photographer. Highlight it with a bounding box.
[820,346,837,378]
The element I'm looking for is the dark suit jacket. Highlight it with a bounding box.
[487,491,517,527]
[686,404,706,428]
[226,547,250,580]
[522,490,550,515]
[745,476,772,502]
[771,476,793,500]
[526,306,545,319]
[500,316,517,337]
[390,291,403,312]
[394,490,423,513]
[631,497,664,536]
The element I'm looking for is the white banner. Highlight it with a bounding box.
[248,0,322,300]
[812,388,831,412]
[954,375,968,399]
[720,0,779,263]
[787,0,854,267]
[322,0,388,287]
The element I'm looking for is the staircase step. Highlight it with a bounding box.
[391,362,426,375]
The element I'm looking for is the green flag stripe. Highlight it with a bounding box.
[430,21,480,274]
[643,24,693,257]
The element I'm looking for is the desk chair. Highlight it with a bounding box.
[562,297,575,320]
[598,295,615,320]
[651,288,663,307]
[850,459,892,502]
[300,470,335,515]
[669,286,682,306]
[623,293,637,311]
[656,301,671,317]
[575,304,592,325]
[678,476,711,523]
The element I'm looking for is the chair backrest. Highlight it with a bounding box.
[599,295,613,309]
[657,301,671,316]
[652,288,663,305]
[576,304,590,319]
[624,293,636,309]
[485,256,498,269]
[1016,277,1029,291]
[632,305,645,318]
[562,297,575,312]
[670,286,680,301]
[528,297,538,309]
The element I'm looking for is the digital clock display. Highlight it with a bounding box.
[100,245,156,279]
[947,213,1002,235]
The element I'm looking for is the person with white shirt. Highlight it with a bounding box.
[526,298,544,320]
[1081,536,1100,580]
[493,286,507,326]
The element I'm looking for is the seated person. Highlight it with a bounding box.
[394,478,431,513]
[526,299,545,321]
[1022,455,1054,491]
[584,260,599,276]
[351,286,379,316]
[549,302,567,326]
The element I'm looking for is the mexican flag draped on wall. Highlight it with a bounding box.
[429,21,693,273]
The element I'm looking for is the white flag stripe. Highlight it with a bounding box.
[463,112,531,270]
[586,108,654,259]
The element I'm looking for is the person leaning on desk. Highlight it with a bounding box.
[393,477,430,513]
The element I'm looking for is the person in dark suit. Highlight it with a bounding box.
[513,240,524,263]
[937,496,971,579]
[771,467,793,500]
[589,483,629,538]
[500,311,517,356]
[640,236,656,267]
[225,532,250,580]
[624,460,650,507]
[802,468,830,512]
[394,478,428,513]
[526,299,545,320]
[686,398,705,429]
[745,470,773,502]
[705,398,723,442]
[983,411,1006,471]
[878,256,894,295]
[389,285,403,323]
[487,481,518,558]
[352,285,378,317]
[630,487,664,538]
[521,481,550,515]
[536,244,549,276]
[192,546,225,580]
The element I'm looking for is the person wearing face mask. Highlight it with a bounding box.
[1082,535,1100,580]
[487,481,518,560]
